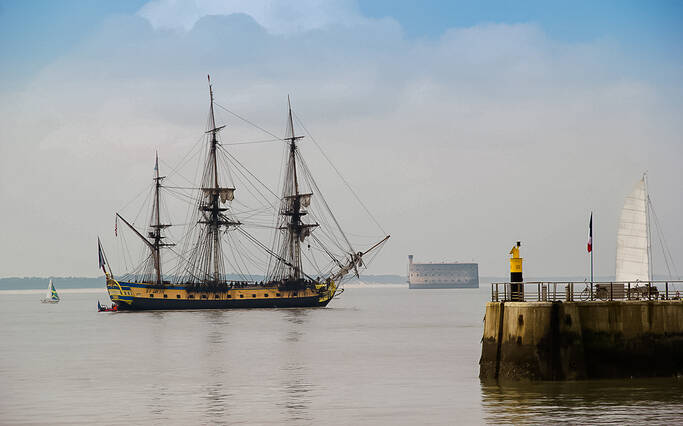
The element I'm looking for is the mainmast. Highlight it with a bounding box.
[152,152,163,284]
[209,77,220,283]
[194,75,239,284]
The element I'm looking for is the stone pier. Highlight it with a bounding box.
[479,300,683,380]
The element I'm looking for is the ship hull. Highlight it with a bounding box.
[106,278,337,311]
[115,295,330,311]
[409,282,479,289]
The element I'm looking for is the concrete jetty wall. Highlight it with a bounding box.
[479,300,683,381]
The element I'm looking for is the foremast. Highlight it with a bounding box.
[270,98,390,286]
[272,98,318,281]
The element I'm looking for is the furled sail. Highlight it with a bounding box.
[201,187,235,203]
[300,193,312,208]
[299,224,315,242]
[615,177,649,282]
[219,188,234,203]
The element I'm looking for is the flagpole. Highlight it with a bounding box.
[591,214,594,284]
[590,211,594,300]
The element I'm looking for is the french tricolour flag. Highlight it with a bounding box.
[587,213,593,253]
[98,237,106,273]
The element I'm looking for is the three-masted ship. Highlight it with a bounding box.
[100,78,388,310]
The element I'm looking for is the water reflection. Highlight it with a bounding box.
[204,310,228,351]
[202,310,231,424]
[148,383,172,423]
[481,378,683,424]
[203,381,230,424]
[284,308,308,343]
[279,308,314,423]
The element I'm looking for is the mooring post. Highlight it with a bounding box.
[537,282,540,301]
[571,282,574,301]
[666,282,669,300]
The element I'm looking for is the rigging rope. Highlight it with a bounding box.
[216,143,280,201]
[293,111,387,235]
[214,102,282,140]
[223,138,282,146]
[648,197,679,280]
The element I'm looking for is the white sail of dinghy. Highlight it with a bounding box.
[41,279,60,304]
[615,176,650,282]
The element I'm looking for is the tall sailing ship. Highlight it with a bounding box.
[100,78,389,310]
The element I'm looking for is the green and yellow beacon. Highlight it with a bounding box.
[509,241,524,301]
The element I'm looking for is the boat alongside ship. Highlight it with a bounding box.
[100,77,389,311]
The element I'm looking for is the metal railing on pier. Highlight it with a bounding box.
[490,280,683,302]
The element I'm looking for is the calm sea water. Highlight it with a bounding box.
[1,285,681,425]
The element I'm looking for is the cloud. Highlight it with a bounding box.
[0,3,681,278]
[137,0,366,34]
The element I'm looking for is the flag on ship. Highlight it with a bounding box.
[98,237,107,273]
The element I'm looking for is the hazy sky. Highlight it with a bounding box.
[1,0,681,278]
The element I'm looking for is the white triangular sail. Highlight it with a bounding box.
[45,281,53,299]
[42,279,60,303]
[48,280,59,301]
[615,177,649,282]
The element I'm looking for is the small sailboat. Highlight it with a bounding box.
[612,174,679,298]
[41,279,60,304]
